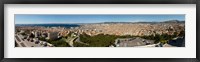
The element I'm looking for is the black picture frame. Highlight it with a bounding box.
[0,0,198,62]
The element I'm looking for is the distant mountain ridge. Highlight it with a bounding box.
[101,20,185,24]
[16,20,185,25]
[163,20,185,23]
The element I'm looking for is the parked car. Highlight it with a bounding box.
[30,39,34,42]
[44,43,47,47]
[35,41,40,44]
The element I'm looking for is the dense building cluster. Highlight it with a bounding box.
[16,22,184,37]
[79,23,184,36]
[15,21,185,47]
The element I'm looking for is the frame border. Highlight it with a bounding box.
[0,0,198,62]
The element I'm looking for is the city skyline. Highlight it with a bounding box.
[15,14,185,24]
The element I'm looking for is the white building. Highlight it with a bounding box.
[34,31,40,38]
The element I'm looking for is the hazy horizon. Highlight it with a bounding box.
[15,14,185,24]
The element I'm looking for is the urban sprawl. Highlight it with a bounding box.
[15,20,185,47]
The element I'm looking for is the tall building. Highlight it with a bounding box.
[46,32,58,40]
[34,31,40,38]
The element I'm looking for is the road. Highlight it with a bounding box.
[15,34,48,47]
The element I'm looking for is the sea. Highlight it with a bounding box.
[15,24,80,28]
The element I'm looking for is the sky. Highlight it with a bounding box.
[15,14,185,24]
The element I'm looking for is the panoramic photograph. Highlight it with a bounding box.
[15,14,185,47]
